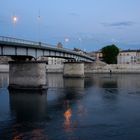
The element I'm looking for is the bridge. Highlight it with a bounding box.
[0,36,95,62]
[0,36,95,90]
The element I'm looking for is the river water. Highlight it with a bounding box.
[0,73,140,140]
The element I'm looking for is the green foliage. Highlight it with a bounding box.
[101,44,119,64]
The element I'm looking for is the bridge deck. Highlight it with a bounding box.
[0,36,95,62]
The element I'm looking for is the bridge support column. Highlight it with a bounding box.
[63,62,84,78]
[9,61,47,90]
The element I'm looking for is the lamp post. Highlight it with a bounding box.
[13,16,18,24]
[64,37,69,48]
[12,15,18,37]
[37,10,41,42]
[78,37,82,48]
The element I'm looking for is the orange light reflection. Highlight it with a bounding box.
[64,108,72,131]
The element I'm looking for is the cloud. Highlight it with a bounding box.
[102,21,135,27]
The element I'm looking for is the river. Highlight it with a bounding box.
[0,73,140,140]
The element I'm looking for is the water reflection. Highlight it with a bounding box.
[9,89,48,122]
[0,73,8,88]
[47,73,64,88]
[84,74,95,88]
[64,78,84,89]
[64,108,72,131]
[87,74,140,90]
[1,73,140,140]
[63,78,85,101]
[101,76,118,99]
[47,78,85,108]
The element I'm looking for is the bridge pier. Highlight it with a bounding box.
[9,61,47,90]
[63,62,85,78]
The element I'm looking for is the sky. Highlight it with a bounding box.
[1,0,140,51]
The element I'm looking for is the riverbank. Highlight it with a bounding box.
[0,64,64,73]
[84,61,140,74]
[1,63,140,74]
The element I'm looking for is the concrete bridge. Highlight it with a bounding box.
[0,36,94,62]
[0,36,95,90]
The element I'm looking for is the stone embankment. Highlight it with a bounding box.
[85,60,140,74]
[0,64,64,73]
[1,61,140,74]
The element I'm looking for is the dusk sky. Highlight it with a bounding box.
[1,0,140,51]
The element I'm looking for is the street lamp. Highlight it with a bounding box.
[78,37,82,48]
[37,10,41,42]
[12,15,18,37]
[65,37,69,43]
[12,16,18,24]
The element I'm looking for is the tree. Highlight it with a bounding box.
[101,44,119,64]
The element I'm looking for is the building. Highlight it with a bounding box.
[37,56,66,65]
[73,48,87,55]
[89,49,140,64]
[117,50,140,64]
[48,57,66,65]
[88,51,103,60]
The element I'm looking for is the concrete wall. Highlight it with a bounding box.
[85,62,140,73]
[1,62,140,75]
[63,62,84,77]
[46,64,63,73]
[0,64,9,72]
[9,62,47,89]
[0,64,64,73]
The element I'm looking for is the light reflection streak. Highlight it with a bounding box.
[64,108,72,131]
[12,129,48,140]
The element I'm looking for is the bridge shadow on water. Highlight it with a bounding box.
[9,89,49,122]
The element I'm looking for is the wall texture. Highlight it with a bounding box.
[9,62,47,89]
[63,62,84,77]
[85,61,140,73]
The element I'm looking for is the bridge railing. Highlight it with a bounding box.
[0,36,95,61]
[0,36,40,46]
[40,42,56,48]
[0,36,57,48]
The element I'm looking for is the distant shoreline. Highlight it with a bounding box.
[1,63,140,74]
[85,63,140,74]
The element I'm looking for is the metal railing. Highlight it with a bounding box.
[0,36,95,61]
[0,36,40,46]
[0,36,61,49]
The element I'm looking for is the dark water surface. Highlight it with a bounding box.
[0,73,140,140]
